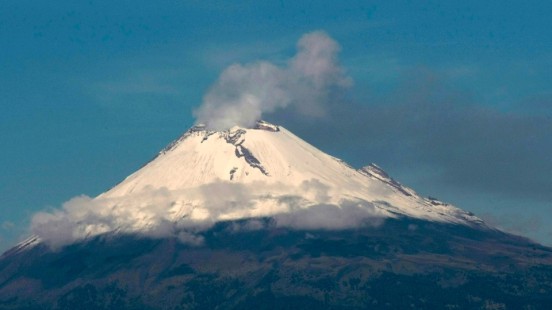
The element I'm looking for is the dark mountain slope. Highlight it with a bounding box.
[1,218,552,309]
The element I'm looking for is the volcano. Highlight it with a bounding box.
[1,121,552,309]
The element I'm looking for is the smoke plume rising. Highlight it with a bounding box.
[26,31,368,250]
[193,31,352,130]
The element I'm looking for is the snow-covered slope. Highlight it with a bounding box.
[98,120,482,226]
[9,120,485,253]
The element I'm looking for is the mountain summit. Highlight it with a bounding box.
[13,120,484,250]
[2,121,552,309]
[95,120,481,234]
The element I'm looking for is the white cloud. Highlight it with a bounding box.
[193,31,352,130]
[274,202,384,230]
[30,180,385,249]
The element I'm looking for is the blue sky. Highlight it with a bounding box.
[1,1,551,251]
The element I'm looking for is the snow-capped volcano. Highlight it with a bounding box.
[6,122,552,310]
[96,120,481,228]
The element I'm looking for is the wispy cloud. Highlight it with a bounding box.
[90,68,184,106]
[1,221,14,230]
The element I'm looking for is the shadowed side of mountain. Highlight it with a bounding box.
[1,218,552,309]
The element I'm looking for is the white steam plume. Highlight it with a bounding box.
[193,31,352,130]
